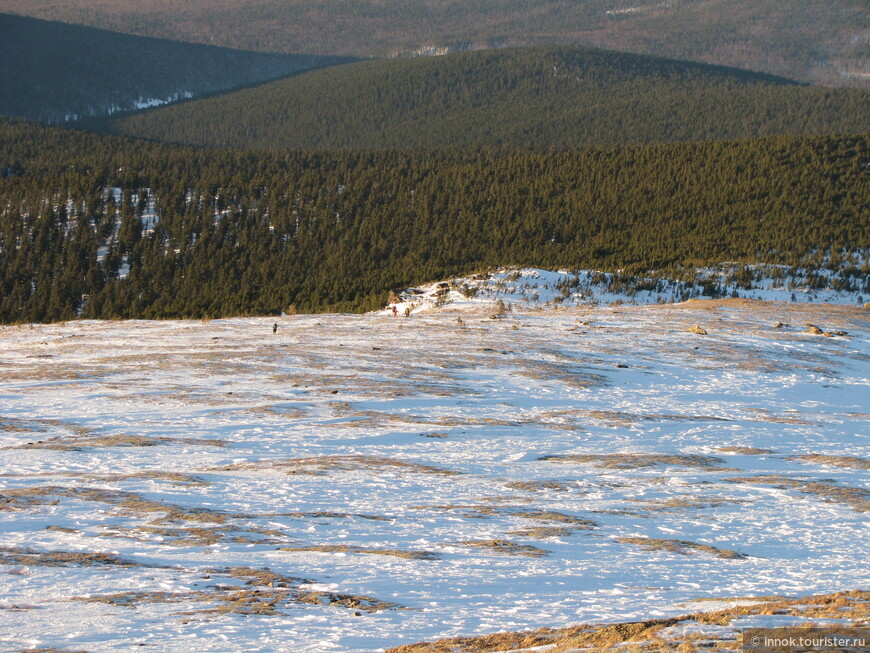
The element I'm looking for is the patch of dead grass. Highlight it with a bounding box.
[744,407,818,425]
[292,591,399,613]
[786,454,870,470]
[14,434,224,450]
[628,497,740,513]
[0,417,93,437]
[0,603,40,612]
[248,404,307,419]
[277,545,439,560]
[0,417,51,433]
[74,565,399,616]
[0,486,231,523]
[101,524,288,547]
[458,539,549,558]
[716,446,776,455]
[20,649,91,653]
[617,537,748,559]
[510,510,596,528]
[212,455,460,477]
[0,546,156,568]
[507,526,575,538]
[81,471,209,485]
[517,361,608,390]
[725,475,870,512]
[540,453,728,470]
[586,410,728,427]
[420,504,596,529]
[385,590,870,652]
[276,511,390,521]
[504,479,575,492]
[385,626,583,653]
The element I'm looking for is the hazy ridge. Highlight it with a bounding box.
[2,0,867,86]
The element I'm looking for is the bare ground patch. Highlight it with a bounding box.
[616,537,748,559]
[725,475,870,512]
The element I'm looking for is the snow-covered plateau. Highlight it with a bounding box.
[0,269,868,652]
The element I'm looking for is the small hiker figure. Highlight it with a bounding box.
[404,307,411,317]
[391,305,398,317]
[272,322,278,334]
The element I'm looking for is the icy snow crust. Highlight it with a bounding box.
[0,279,868,651]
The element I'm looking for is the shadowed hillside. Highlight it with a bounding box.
[0,13,354,123]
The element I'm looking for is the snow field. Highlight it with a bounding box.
[0,296,867,652]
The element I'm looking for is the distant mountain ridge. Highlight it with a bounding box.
[0,13,355,123]
[0,0,866,87]
[98,46,870,150]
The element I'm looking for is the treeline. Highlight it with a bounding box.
[0,119,868,323]
[0,14,353,124]
[99,47,870,150]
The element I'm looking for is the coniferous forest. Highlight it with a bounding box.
[97,47,870,150]
[1,118,867,324]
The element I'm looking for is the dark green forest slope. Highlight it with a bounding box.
[1,119,867,323]
[1,0,866,86]
[100,47,870,150]
[0,14,352,123]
